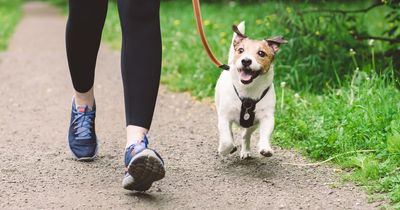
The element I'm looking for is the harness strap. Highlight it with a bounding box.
[233,85,271,128]
[192,0,230,71]
[233,85,271,104]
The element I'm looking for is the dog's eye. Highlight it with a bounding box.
[238,48,244,54]
[258,51,266,57]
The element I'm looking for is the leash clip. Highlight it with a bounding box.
[219,64,230,71]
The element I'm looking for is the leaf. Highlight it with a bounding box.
[348,155,366,169]
[363,156,380,180]
[387,134,400,153]
[387,26,399,36]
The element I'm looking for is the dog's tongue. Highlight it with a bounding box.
[240,71,253,81]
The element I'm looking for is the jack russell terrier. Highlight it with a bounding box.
[215,21,287,159]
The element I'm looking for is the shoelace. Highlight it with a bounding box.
[72,108,95,140]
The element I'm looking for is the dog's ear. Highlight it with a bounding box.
[232,25,247,45]
[266,36,288,53]
[229,21,245,64]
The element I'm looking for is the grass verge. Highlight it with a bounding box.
[275,68,400,208]
[103,1,396,96]
[46,0,400,207]
[103,1,400,206]
[0,0,23,51]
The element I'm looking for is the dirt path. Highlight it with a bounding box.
[0,2,379,210]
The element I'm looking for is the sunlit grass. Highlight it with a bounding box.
[0,0,22,51]
[101,1,396,96]
[275,70,400,207]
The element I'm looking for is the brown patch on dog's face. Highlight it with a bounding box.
[233,38,275,73]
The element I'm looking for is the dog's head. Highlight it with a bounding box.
[229,22,287,85]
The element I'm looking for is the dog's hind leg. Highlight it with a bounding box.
[217,119,237,156]
[240,126,257,159]
[258,116,275,157]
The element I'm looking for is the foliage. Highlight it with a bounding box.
[102,0,400,205]
[22,0,400,207]
[0,0,22,51]
[274,49,400,205]
[43,0,400,93]
[318,0,400,79]
[44,0,66,7]
[100,1,399,96]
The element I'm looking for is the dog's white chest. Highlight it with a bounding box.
[215,71,275,127]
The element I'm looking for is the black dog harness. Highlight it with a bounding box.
[233,85,271,128]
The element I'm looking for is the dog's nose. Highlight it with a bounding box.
[241,59,252,67]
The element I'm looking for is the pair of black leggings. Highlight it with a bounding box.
[66,0,161,129]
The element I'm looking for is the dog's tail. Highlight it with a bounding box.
[228,21,245,65]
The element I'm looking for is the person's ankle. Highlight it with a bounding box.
[126,126,148,148]
[74,88,95,108]
[125,134,146,148]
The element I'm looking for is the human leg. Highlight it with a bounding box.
[117,0,165,191]
[66,0,108,160]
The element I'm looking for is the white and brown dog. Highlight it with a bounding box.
[215,22,287,159]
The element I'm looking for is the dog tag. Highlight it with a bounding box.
[234,85,271,129]
[244,112,250,120]
[240,99,256,128]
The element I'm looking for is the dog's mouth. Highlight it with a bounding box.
[239,68,261,85]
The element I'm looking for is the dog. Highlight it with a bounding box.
[215,21,287,159]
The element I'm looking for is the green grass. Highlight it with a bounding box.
[0,0,23,51]
[275,44,400,207]
[44,0,400,207]
[275,68,400,208]
[102,1,397,95]
[102,1,400,206]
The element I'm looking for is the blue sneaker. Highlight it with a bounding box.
[122,136,165,191]
[68,100,98,161]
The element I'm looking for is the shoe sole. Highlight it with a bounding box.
[122,149,165,191]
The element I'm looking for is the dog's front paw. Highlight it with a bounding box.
[240,150,252,160]
[218,142,237,156]
[259,148,274,157]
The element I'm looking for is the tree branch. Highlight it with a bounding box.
[301,2,383,14]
